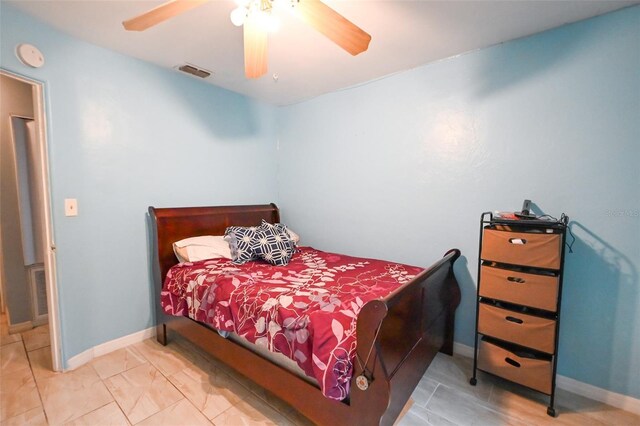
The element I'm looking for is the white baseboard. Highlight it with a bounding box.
[452,342,640,415]
[32,317,48,327]
[66,347,94,371]
[8,321,34,334]
[453,341,475,358]
[556,375,640,415]
[66,326,156,371]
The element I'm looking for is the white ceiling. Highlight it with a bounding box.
[8,0,638,105]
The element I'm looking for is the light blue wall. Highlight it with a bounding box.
[2,2,638,400]
[277,6,640,399]
[1,6,278,365]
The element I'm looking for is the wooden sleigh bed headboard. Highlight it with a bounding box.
[148,203,461,425]
[150,203,279,284]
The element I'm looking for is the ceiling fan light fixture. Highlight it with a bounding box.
[272,0,294,11]
[231,0,281,31]
[258,11,280,32]
[123,0,371,80]
[230,7,248,26]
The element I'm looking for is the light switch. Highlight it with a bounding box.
[65,199,78,217]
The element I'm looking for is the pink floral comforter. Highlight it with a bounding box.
[161,247,423,400]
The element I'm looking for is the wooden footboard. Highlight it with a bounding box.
[354,248,461,425]
[148,205,461,425]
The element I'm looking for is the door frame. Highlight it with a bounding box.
[1,69,62,371]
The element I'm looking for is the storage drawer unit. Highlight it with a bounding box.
[482,229,561,269]
[470,212,568,417]
[478,338,552,394]
[480,265,559,311]
[478,302,556,354]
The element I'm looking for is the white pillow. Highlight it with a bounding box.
[173,236,232,262]
[287,229,300,245]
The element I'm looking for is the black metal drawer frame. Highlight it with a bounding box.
[470,211,569,418]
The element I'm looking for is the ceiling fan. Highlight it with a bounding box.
[122,0,371,79]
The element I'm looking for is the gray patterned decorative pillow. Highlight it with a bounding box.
[252,222,296,266]
[260,220,299,250]
[224,226,260,264]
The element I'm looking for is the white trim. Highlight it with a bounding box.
[33,77,61,372]
[65,347,94,371]
[556,375,640,415]
[451,342,640,415]
[453,341,474,358]
[93,326,156,357]
[65,326,156,371]
[8,321,33,334]
[31,317,48,327]
[0,69,61,373]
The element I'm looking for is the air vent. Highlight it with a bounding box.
[177,63,212,79]
[29,265,48,321]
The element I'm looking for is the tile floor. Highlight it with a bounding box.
[1,313,639,425]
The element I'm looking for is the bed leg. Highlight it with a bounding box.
[441,310,455,356]
[156,323,167,346]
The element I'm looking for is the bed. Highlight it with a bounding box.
[148,204,461,425]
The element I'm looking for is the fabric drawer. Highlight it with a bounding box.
[478,303,556,354]
[478,338,552,394]
[482,229,561,270]
[480,266,559,311]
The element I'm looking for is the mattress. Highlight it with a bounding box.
[161,246,423,400]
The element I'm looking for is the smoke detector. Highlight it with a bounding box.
[175,63,212,79]
[16,44,44,68]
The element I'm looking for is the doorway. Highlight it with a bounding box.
[0,70,61,371]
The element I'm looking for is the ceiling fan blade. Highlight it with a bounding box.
[293,0,371,56]
[244,15,269,79]
[123,0,208,31]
